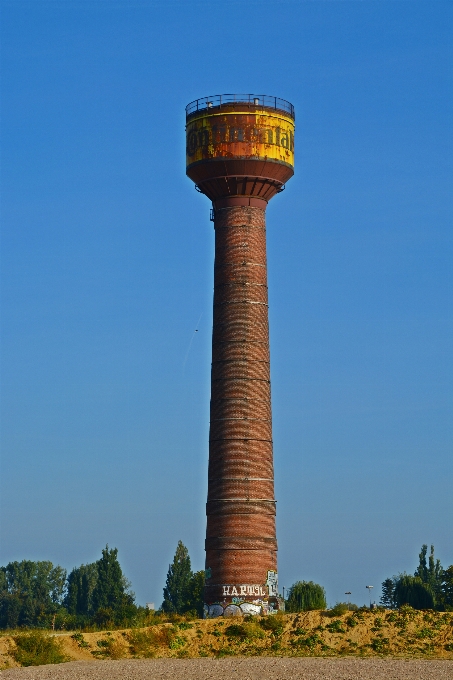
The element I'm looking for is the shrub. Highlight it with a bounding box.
[326,619,346,633]
[286,581,326,612]
[90,636,126,659]
[291,633,321,650]
[176,622,193,630]
[370,637,389,653]
[11,631,70,666]
[127,629,157,658]
[225,624,248,640]
[70,632,90,649]
[216,647,235,657]
[325,602,354,617]
[243,621,265,640]
[169,635,186,650]
[259,615,284,636]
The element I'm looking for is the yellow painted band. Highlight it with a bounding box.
[186,110,295,169]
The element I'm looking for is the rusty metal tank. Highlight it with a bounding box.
[185,94,295,617]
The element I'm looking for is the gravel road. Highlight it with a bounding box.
[1,658,452,679]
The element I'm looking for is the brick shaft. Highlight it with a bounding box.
[205,205,277,611]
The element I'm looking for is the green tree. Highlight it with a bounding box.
[380,577,396,608]
[0,560,67,628]
[285,581,327,612]
[0,593,22,629]
[161,541,193,613]
[3,561,66,607]
[414,544,429,583]
[441,565,453,609]
[91,546,134,613]
[185,570,205,617]
[394,574,435,609]
[414,544,443,605]
[64,563,98,615]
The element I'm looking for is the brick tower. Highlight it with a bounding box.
[185,94,295,617]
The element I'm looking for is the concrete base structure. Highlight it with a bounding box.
[204,201,279,618]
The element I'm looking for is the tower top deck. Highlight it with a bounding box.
[185,92,295,206]
[186,94,295,121]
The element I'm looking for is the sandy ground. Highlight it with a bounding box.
[1,658,453,680]
[3,610,452,667]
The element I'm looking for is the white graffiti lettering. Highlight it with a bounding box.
[221,584,268,597]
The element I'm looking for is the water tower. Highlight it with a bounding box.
[185,94,295,617]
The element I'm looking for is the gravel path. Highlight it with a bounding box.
[1,658,452,680]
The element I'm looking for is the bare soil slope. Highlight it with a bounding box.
[1,609,452,671]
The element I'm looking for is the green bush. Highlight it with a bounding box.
[370,636,389,652]
[325,602,356,617]
[169,635,186,650]
[259,615,284,636]
[291,633,321,650]
[225,624,248,640]
[90,635,126,660]
[326,619,346,633]
[223,621,264,643]
[127,628,157,657]
[394,575,435,610]
[286,581,326,612]
[11,631,70,666]
[70,632,90,648]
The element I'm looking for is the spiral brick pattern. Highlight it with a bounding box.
[205,205,278,608]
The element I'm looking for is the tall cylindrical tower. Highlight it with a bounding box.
[186,94,295,617]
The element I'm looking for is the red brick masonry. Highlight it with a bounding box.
[204,204,279,616]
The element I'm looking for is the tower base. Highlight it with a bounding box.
[203,571,283,618]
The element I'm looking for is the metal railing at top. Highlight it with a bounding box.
[185,94,295,120]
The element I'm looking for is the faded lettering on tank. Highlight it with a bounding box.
[186,111,295,167]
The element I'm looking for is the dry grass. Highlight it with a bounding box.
[1,608,452,668]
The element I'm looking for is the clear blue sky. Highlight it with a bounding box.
[1,0,452,608]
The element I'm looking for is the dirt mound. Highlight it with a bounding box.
[1,608,452,669]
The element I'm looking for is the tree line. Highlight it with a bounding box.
[0,540,328,627]
[380,544,453,611]
[1,541,451,629]
[0,546,143,630]
[160,542,453,615]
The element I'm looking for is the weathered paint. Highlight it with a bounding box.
[186,110,295,170]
